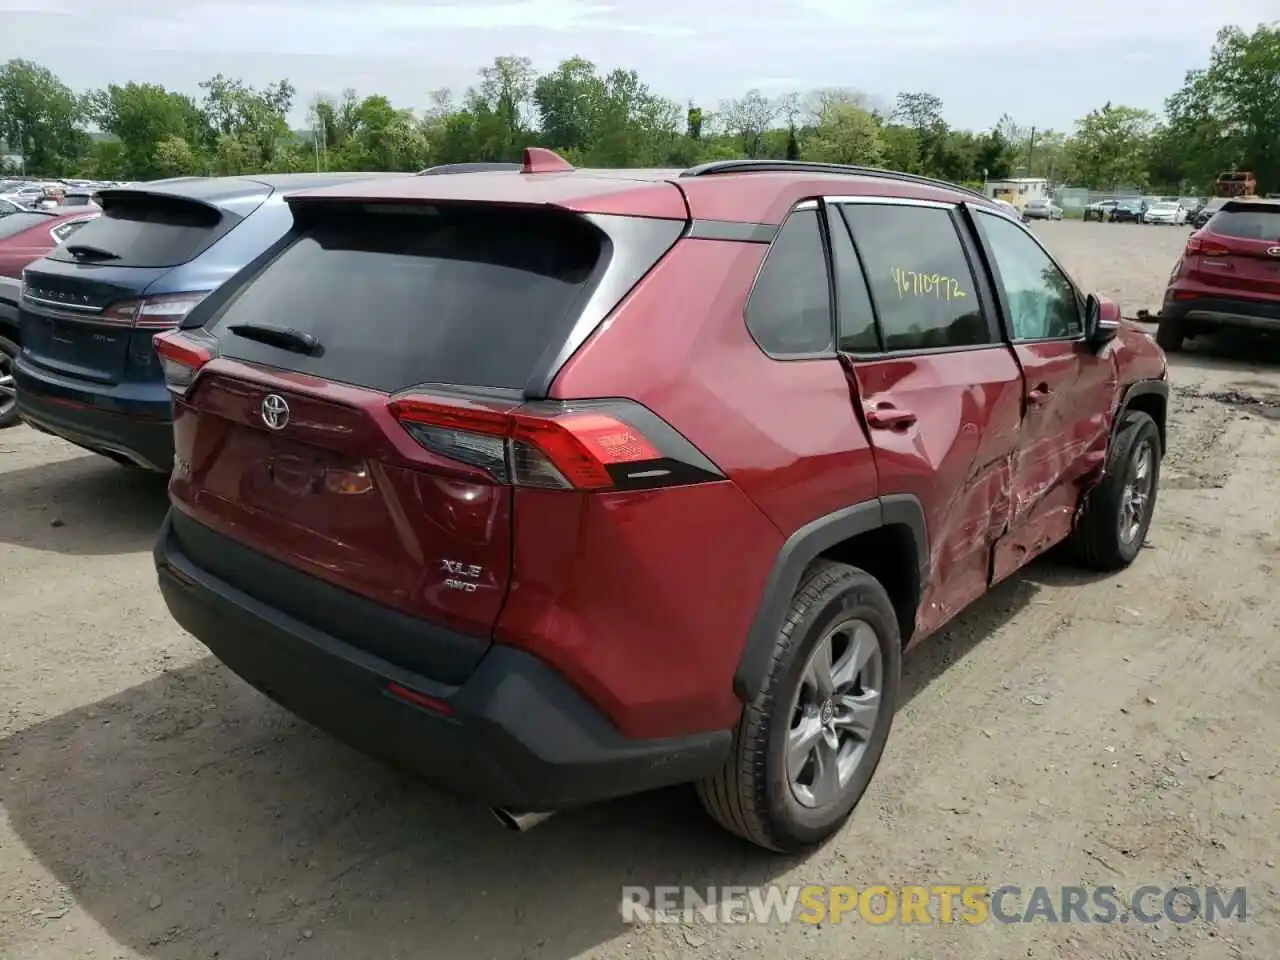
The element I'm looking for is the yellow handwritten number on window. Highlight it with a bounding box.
[891,268,967,302]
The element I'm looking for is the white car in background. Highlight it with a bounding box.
[1022,199,1064,220]
[1143,200,1188,225]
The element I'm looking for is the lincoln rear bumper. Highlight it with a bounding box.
[153,510,731,809]
[14,358,174,471]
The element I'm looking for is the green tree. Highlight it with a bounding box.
[464,55,536,160]
[211,133,258,175]
[1164,24,1280,192]
[88,82,207,179]
[972,128,1016,181]
[0,59,88,174]
[1066,102,1157,188]
[199,73,295,168]
[891,90,947,173]
[533,57,605,155]
[329,94,429,171]
[719,89,777,158]
[152,135,203,177]
[802,103,884,166]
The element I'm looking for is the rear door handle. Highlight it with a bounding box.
[865,406,918,430]
[1028,383,1052,404]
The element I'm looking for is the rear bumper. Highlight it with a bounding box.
[13,357,174,471]
[1161,295,1280,335]
[153,509,731,809]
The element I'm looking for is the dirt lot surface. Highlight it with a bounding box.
[2,221,1280,960]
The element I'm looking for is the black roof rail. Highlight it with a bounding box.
[679,159,991,203]
[417,162,522,176]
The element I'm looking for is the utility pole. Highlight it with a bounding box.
[1025,126,1036,179]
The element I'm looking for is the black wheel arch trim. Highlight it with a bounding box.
[1114,378,1169,457]
[733,494,928,703]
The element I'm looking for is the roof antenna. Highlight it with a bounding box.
[521,147,575,174]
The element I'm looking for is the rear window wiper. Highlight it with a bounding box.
[63,244,119,260]
[226,322,320,355]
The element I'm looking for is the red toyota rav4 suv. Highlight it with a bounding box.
[1157,196,1280,351]
[152,151,1168,851]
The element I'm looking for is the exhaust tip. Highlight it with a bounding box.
[491,807,555,832]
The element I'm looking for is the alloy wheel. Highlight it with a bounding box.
[1119,439,1154,545]
[0,348,15,422]
[786,618,884,809]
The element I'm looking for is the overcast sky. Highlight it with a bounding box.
[1,0,1273,132]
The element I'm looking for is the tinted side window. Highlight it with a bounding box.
[839,203,989,351]
[744,208,834,357]
[975,211,1081,340]
[51,220,90,243]
[826,207,880,352]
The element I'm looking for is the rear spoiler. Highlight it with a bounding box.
[90,186,253,225]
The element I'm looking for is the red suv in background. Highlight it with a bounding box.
[151,152,1168,851]
[1158,197,1280,351]
[0,209,100,428]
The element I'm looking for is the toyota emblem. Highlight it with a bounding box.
[1267,246,1280,258]
[260,394,290,431]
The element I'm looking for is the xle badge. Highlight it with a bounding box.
[441,559,483,593]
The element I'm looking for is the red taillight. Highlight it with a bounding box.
[153,330,214,396]
[388,395,695,491]
[101,291,211,329]
[1186,234,1232,257]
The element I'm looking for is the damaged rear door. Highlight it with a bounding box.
[831,198,1025,639]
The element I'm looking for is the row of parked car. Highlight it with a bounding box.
[1083,196,1209,225]
[0,156,1271,852]
[0,178,116,215]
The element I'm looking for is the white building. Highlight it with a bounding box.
[985,177,1048,210]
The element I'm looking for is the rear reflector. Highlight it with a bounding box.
[385,682,453,715]
[153,329,214,396]
[388,394,721,492]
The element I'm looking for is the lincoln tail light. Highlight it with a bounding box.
[101,291,212,330]
[153,329,214,396]
[388,394,724,492]
[1185,234,1232,257]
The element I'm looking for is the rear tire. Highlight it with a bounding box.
[1155,317,1185,352]
[697,561,901,852]
[1068,410,1161,571]
[0,334,18,430]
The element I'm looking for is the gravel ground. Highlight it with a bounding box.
[2,220,1280,959]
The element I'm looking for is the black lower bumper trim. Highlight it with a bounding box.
[1162,296,1280,333]
[154,510,732,809]
[15,384,174,472]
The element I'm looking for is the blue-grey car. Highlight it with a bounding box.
[14,173,393,471]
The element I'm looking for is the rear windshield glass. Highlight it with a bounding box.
[210,204,605,392]
[46,192,233,267]
[0,212,53,239]
[1208,204,1280,242]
